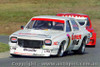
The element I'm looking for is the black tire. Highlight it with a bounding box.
[86,45,95,48]
[73,39,86,54]
[57,44,64,57]
[10,54,20,57]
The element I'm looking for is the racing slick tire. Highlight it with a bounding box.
[57,42,65,57]
[10,54,20,57]
[73,39,86,54]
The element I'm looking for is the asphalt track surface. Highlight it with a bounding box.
[0,35,100,67]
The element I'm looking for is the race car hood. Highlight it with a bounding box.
[11,29,64,39]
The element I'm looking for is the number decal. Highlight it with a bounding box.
[72,34,82,45]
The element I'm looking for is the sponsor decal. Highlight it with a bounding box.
[24,49,36,52]
[53,42,58,45]
[44,50,50,53]
[73,40,79,45]
[72,34,81,40]
[72,34,81,45]
[14,52,33,56]
[19,33,36,36]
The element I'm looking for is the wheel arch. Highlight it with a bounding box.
[83,36,87,41]
[59,37,69,51]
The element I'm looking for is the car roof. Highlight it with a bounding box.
[32,15,74,21]
[57,13,89,17]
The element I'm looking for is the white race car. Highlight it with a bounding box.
[9,15,90,57]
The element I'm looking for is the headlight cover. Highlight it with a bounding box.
[44,39,52,46]
[10,37,17,43]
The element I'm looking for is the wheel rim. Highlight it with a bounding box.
[82,42,85,53]
[59,45,64,56]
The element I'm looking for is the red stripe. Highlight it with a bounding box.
[31,18,64,23]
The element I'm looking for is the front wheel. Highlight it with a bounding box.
[57,44,64,57]
[10,54,20,57]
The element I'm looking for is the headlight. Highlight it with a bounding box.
[10,37,17,43]
[44,39,52,46]
[90,32,92,37]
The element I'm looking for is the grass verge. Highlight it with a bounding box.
[0,42,9,53]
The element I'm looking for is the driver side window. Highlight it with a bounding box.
[66,20,71,32]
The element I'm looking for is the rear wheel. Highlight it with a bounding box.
[73,39,86,54]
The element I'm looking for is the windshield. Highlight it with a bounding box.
[26,20,64,31]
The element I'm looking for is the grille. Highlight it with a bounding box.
[18,39,43,48]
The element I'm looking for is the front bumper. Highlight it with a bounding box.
[10,47,58,57]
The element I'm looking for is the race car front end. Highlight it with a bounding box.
[9,35,60,57]
[9,15,67,57]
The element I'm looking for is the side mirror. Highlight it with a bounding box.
[21,26,24,29]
